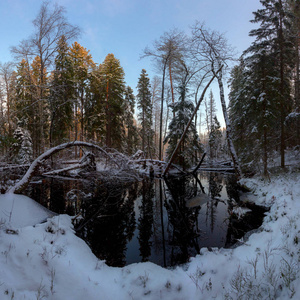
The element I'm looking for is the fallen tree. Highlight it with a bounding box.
[6,141,119,194]
[5,141,190,195]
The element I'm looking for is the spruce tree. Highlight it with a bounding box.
[11,119,33,164]
[49,36,75,146]
[209,116,222,160]
[30,55,50,155]
[248,0,294,168]
[99,54,126,151]
[136,69,154,158]
[69,42,95,145]
[228,59,252,163]
[123,86,139,155]
[13,59,35,133]
[164,81,202,170]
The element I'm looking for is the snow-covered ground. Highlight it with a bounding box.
[1,170,299,299]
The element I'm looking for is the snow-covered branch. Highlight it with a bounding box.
[6,141,119,194]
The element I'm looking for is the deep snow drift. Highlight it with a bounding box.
[0,171,299,299]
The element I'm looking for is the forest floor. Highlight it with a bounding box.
[0,155,300,299]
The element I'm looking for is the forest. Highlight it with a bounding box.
[0,1,300,300]
[0,0,298,181]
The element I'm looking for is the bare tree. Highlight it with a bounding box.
[142,29,186,160]
[190,22,242,178]
[11,1,80,73]
[11,1,80,154]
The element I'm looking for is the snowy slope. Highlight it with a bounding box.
[0,171,299,299]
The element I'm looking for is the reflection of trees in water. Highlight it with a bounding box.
[26,178,52,210]
[26,173,267,267]
[50,179,66,214]
[137,178,154,261]
[151,180,168,267]
[225,175,240,202]
[208,173,223,199]
[27,178,85,215]
[77,181,137,267]
[164,176,200,266]
[152,180,163,255]
[205,173,223,232]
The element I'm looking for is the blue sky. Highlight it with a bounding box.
[0,0,262,126]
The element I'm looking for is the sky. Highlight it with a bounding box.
[0,0,262,127]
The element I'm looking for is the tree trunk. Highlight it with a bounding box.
[159,62,167,161]
[105,79,111,148]
[163,68,221,176]
[168,60,175,119]
[214,67,243,179]
[279,0,285,168]
[7,141,120,194]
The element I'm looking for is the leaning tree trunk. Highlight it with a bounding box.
[163,68,221,176]
[214,67,243,179]
[159,61,167,161]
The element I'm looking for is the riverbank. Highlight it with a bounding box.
[0,169,299,299]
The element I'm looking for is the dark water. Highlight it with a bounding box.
[25,172,267,268]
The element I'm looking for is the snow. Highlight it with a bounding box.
[231,206,252,219]
[0,194,55,227]
[1,171,300,299]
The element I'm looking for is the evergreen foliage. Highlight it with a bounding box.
[69,42,95,144]
[1,0,299,176]
[136,69,154,158]
[99,54,126,151]
[164,82,202,169]
[123,86,139,155]
[209,116,222,160]
[49,36,75,146]
[11,120,33,164]
[229,0,296,175]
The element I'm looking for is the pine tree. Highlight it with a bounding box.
[136,69,154,158]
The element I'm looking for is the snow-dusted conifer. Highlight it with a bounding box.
[11,119,33,164]
[164,82,202,169]
[136,69,154,158]
[209,116,222,160]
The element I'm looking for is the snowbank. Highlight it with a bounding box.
[0,171,299,299]
[0,194,54,227]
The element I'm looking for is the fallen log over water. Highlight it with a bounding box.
[6,142,119,194]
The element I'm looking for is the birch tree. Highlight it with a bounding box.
[191,22,243,178]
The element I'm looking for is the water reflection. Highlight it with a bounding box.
[138,178,154,262]
[26,172,267,267]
